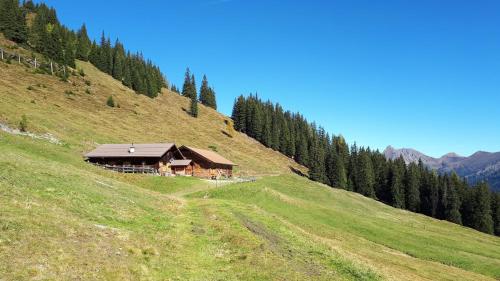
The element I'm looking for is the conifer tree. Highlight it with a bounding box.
[181,68,193,98]
[444,173,462,224]
[356,148,376,198]
[112,40,125,81]
[200,75,210,105]
[471,182,494,234]
[405,162,421,212]
[231,95,247,132]
[190,74,197,99]
[389,156,406,208]
[492,193,500,236]
[76,24,91,61]
[0,0,27,43]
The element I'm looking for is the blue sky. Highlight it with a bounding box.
[37,0,500,157]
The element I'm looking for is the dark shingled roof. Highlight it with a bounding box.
[180,146,235,166]
[85,143,175,158]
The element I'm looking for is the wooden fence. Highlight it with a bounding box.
[0,47,69,76]
[91,163,159,175]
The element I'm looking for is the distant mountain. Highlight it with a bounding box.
[383,146,500,191]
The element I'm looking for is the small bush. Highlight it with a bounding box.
[65,90,75,96]
[85,88,91,95]
[84,80,91,86]
[59,75,68,82]
[106,96,115,107]
[78,68,85,77]
[208,145,218,152]
[31,100,36,104]
[19,114,28,132]
[27,85,34,91]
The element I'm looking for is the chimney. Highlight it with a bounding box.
[129,143,135,153]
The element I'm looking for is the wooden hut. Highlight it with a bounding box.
[179,146,236,178]
[85,143,186,175]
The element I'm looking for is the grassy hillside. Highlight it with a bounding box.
[0,48,304,176]
[1,43,499,280]
[1,134,499,280]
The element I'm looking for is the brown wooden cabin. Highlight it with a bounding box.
[179,146,236,178]
[85,143,189,175]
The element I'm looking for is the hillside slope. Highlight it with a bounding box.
[1,49,500,280]
[1,134,499,280]
[0,56,304,176]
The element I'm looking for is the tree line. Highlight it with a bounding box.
[0,0,166,98]
[232,94,500,236]
[181,68,217,117]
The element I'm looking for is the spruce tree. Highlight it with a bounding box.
[231,95,247,132]
[405,162,421,212]
[356,148,376,198]
[492,193,500,236]
[389,156,406,208]
[112,40,125,80]
[444,173,462,224]
[190,74,197,99]
[76,24,91,61]
[181,68,193,98]
[0,0,27,43]
[471,182,494,234]
[199,75,210,105]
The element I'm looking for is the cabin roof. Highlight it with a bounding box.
[85,143,176,158]
[170,159,192,166]
[180,146,236,166]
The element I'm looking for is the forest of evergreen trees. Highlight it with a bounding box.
[232,94,500,236]
[0,0,166,98]
[181,68,217,117]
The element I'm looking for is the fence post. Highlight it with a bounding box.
[18,54,21,64]
[50,61,53,75]
[1,49,3,60]
[34,57,37,68]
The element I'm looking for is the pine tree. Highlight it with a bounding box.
[389,156,406,208]
[347,143,359,191]
[356,148,376,198]
[492,193,500,236]
[112,40,125,81]
[190,74,197,99]
[231,95,247,132]
[0,0,27,43]
[471,182,494,234]
[181,68,193,98]
[327,145,347,189]
[199,75,210,105]
[405,162,421,212]
[308,132,326,183]
[444,173,462,224]
[208,87,217,110]
[76,24,91,61]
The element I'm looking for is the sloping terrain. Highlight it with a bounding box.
[1,134,499,280]
[1,47,499,280]
[0,53,304,176]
